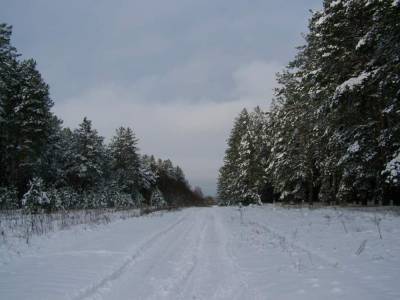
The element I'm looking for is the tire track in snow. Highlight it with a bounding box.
[140,212,201,299]
[212,209,251,299]
[176,208,250,300]
[95,208,207,300]
[171,212,208,299]
[72,214,188,300]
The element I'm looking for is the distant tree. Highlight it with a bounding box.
[139,155,158,191]
[65,117,105,193]
[175,166,188,186]
[193,186,204,198]
[109,127,141,198]
[217,108,249,205]
[150,188,166,208]
[218,107,272,205]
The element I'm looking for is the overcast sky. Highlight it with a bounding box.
[2,0,321,195]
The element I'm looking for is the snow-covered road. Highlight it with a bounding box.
[1,206,400,299]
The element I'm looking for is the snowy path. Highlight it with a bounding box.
[1,206,400,299]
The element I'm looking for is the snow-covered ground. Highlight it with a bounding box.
[1,205,400,300]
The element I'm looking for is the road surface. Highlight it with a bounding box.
[1,206,399,299]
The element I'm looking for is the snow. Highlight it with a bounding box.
[315,14,328,26]
[322,52,331,58]
[356,35,368,50]
[330,0,341,8]
[1,206,400,300]
[384,151,400,183]
[334,71,371,97]
[348,141,360,153]
[21,191,49,206]
[383,104,394,114]
[21,178,50,207]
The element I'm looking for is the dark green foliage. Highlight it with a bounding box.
[218,108,274,205]
[65,117,106,192]
[109,126,141,196]
[0,186,18,209]
[0,52,54,199]
[218,0,400,206]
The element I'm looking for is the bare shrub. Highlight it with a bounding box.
[372,214,383,240]
[0,208,141,246]
[355,239,368,256]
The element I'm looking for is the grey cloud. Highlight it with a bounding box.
[53,61,281,195]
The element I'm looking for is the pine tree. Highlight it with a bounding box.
[218,0,400,206]
[308,0,400,204]
[217,109,250,204]
[248,107,272,203]
[234,107,270,205]
[0,57,54,197]
[66,117,105,193]
[161,159,175,178]
[175,166,188,186]
[1,24,55,198]
[109,127,141,196]
[37,115,66,187]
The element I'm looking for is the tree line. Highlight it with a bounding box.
[218,0,400,206]
[0,23,205,211]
